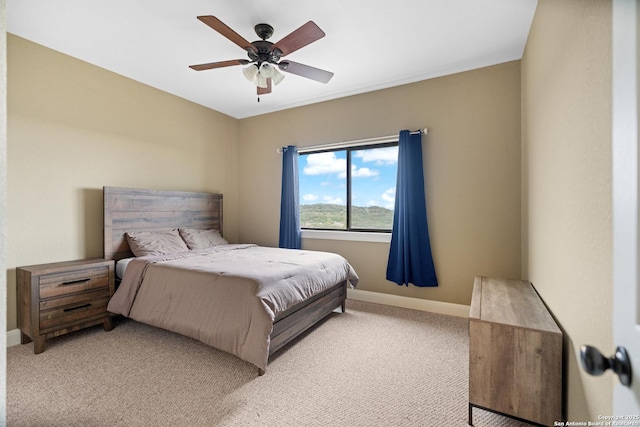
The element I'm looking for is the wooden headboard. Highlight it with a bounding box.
[103,186,223,261]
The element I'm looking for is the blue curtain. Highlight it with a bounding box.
[279,145,301,249]
[386,130,438,287]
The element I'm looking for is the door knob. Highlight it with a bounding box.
[580,345,632,387]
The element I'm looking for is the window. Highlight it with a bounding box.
[298,142,398,232]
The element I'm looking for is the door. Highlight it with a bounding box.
[612,0,640,413]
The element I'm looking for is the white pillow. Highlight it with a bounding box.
[179,228,228,250]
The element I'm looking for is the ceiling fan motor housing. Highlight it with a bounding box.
[254,23,274,40]
[247,39,282,64]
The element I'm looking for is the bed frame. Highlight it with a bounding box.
[103,186,347,373]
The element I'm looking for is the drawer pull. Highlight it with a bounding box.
[62,278,90,286]
[63,303,91,312]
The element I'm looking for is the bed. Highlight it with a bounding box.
[103,186,358,375]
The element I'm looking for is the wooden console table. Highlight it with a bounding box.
[468,276,562,426]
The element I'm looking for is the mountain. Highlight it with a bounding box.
[300,204,393,230]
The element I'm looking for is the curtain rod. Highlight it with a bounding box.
[277,128,428,154]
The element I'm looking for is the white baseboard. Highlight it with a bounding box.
[7,329,21,347]
[6,291,469,347]
[347,288,470,318]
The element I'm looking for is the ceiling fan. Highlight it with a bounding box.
[189,16,334,98]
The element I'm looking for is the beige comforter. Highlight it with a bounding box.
[107,244,359,372]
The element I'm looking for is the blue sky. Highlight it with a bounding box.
[298,146,398,209]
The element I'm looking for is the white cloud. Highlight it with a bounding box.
[338,165,379,179]
[303,151,390,178]
[303,152,345,175]
[382,187,396,209]
[361,188,396,209]
[354,146,398,165]
[351,166,378,178]
[323,196,344,205]
[382,187,395,200]
[302,193,318,202]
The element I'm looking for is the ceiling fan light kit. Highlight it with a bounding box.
[189,15,334,98]
[243,63,285,88]
[259,63,285,85]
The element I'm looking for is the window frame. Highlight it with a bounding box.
[298,140,398,233]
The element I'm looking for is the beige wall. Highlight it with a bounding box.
[6,34,240,330]
[238,61,522,306]
[4,1,617,418]
[522,0,613,419]
[7,34,523,333]
[1,0,8,421]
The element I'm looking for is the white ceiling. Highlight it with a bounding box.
[6,0,538,119]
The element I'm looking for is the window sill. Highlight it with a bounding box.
[301,229,392,243]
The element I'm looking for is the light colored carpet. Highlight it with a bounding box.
[7,300,532,426]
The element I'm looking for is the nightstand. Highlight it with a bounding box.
[17,258,115,354]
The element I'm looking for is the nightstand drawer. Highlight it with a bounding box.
[39,287,111,311]
[39,296,110,331]
[39,265,110,299]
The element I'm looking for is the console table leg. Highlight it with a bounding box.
[468,403,473,426]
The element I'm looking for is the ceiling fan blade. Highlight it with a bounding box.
[189,59,249,71]
[278,60,334,83]
[272,21,325,56]
[257,78,272,95]
[197,16,257,53]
